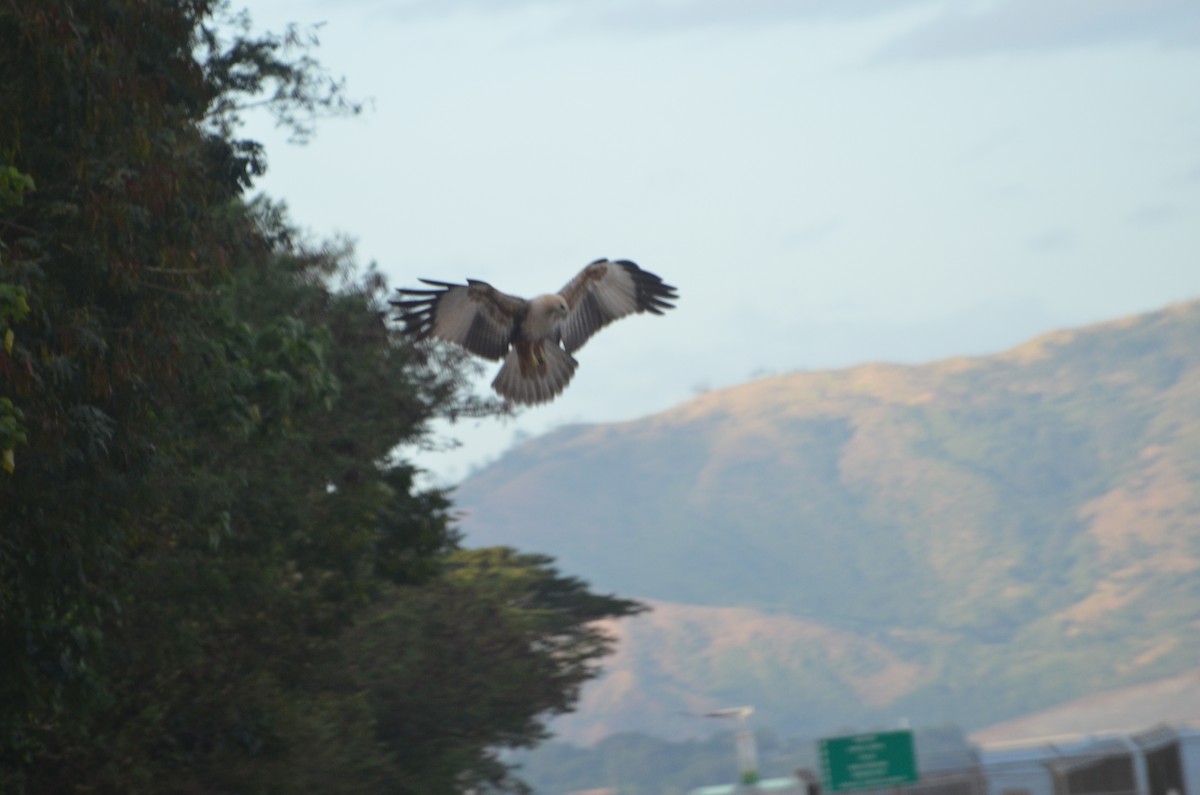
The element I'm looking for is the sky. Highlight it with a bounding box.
[237,0,1200,485]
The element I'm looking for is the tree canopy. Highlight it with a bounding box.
[0,1,643,792]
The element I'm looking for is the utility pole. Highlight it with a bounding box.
[694,706,759,792]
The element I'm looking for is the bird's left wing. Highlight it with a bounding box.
[557,259,678,353]
[391,279,525,361]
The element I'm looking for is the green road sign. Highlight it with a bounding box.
[818,730,918,792]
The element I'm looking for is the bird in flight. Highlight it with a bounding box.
[392,258,678,405]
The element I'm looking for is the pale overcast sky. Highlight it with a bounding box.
[239,0,1200,485]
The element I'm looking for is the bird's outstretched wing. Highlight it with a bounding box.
[391,279,526,361]
[557,259,678,353]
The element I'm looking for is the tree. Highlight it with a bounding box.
[0,0,449,787]
[331,548,647,794]
[1,0,246,767]
[1,2,642,792]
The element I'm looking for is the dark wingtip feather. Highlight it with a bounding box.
[611,260,679,314]
[397,289,447,298]
[391,279,463,341]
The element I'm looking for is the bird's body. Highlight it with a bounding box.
[392,259,677,405]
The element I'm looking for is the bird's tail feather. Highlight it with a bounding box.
[492,344,578,405]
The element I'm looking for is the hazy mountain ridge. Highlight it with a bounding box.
[550,600,936,744]
[969,666,1200,744]
[455,300,1200,741]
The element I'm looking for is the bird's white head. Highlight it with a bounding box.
[526,293,571,337]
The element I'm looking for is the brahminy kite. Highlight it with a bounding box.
[392,258,678,405]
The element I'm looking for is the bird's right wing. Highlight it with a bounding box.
[391,279,525,361]
[557,259,678,353]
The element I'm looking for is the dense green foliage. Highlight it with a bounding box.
[0,1,642,792]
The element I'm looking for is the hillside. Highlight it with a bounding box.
[549,600,932,744]
[970,666,1200,745]
[454,300,1200,740]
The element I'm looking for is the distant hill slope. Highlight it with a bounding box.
[550,599,932,744]
[454,301,1200,740]
[969,666,1200,745]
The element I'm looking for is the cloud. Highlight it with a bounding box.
[1027,228,1075,252]
[781,218,842,251]
[370,0,1200,56]
[880,0,1200,59]
[372,0,916,28]
[583,0,914,33]
[1127,203,1179,226]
